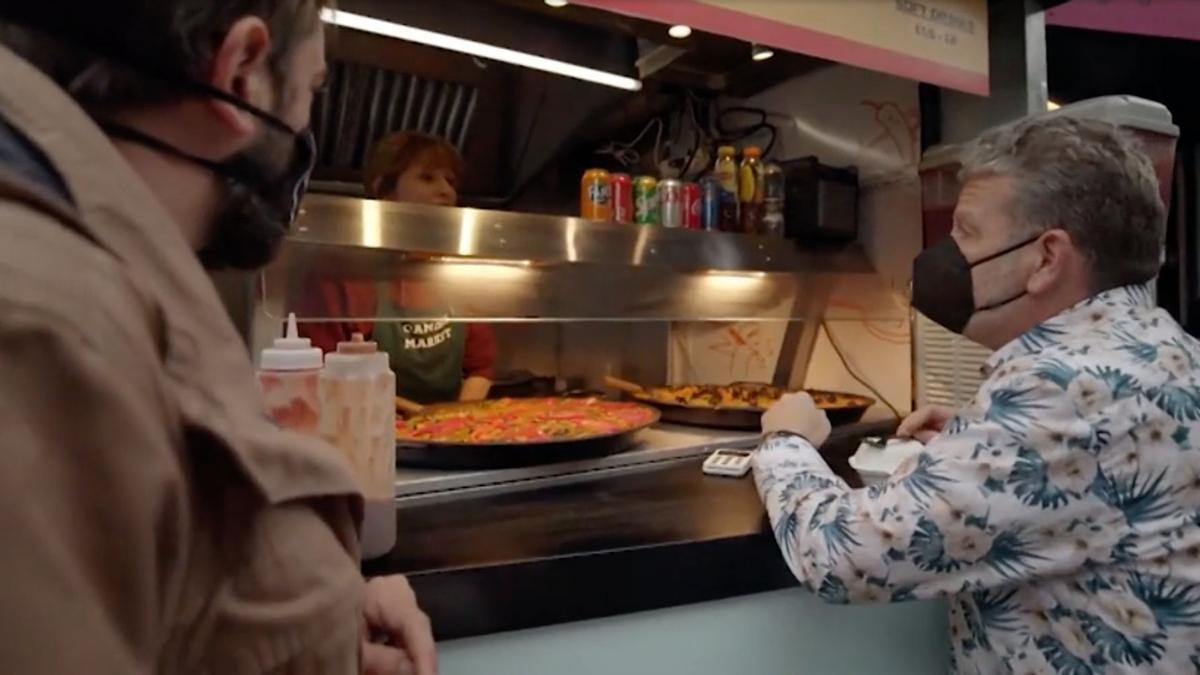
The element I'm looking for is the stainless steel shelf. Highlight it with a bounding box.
[293,194,874,274]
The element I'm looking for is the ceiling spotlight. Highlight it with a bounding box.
[668,24,692,39]
[751,43,775,62]
[544,0,569,7]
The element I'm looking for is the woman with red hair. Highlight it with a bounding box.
[303,132,495,403]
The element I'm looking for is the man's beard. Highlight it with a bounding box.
[197,128,296,271]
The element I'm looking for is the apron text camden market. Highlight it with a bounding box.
[402,320,454,350]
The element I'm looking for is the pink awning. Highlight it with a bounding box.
[1047,0,1200,42]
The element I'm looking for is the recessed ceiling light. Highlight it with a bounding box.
[668,24,692,39]
[544,0,569,7]
[751,43,775,62]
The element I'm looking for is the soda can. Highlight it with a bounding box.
[761,162,786,238]
[634,175,658,225]
[580,168,612,220]
[718,192,739,232]
[762,162,785,201]
[659,178,684,228]
[611,173,633,224]
[699,177,721,231]
[682,182,702,229]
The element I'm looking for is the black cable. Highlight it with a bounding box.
[678,94,707,180]
[820,320,903,420]
[715,106,779,158]
[509,81,548,194]
[718,106,767,130]
[466,81,548,207]
[761,124,778,158]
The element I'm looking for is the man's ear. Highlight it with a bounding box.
[1026,229,1074,296]
[204,16,272,136]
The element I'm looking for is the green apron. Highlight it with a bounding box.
[372,284,466,404]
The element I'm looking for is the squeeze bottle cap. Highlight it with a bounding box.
[337,332,380,355]
[743,146,762,158]
[718,145,736,156]
[325,332,390,378]
[260,313,323,371]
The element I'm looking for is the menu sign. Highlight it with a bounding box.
[572,0,990,94]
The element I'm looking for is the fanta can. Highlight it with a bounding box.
[580,168,612,220]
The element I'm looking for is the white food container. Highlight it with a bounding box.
[849,438,926,486]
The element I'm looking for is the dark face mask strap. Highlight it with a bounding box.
[99,122,217,169]
[967,232,1044,268]
[180,79,298,137]
[967,233,1047,315]
[98,121,260,184]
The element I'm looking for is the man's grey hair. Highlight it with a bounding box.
[961,115,1166,292]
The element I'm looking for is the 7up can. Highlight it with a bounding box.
[634,175,658,225]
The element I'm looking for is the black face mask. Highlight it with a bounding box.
[911,234,1041,334]
[100,81,315,270]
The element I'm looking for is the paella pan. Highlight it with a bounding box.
[605,377,874,430]
[394,395,660,469]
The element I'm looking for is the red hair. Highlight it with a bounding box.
[362,131,463,198]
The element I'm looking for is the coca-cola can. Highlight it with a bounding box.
[682,182,702,229]
[658,179,684,228]
[611,173,633,224]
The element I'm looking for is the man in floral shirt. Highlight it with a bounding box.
[755,116,1200,673]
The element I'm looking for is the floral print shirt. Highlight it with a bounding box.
[753,285,1200,674]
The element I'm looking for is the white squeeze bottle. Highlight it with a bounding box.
[258,313,323,436]
[319,333,397,559]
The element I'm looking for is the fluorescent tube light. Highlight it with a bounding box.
[321,9,642,91]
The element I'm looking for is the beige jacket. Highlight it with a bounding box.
[0,46,366,673]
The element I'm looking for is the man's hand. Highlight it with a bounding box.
[363,642,414,675]
[896,405,956,444]
[761,392,832,446]
[362,576,436,675]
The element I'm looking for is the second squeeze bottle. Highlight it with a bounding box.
[319,333,397,559]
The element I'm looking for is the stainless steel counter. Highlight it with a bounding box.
[394,424,759,505]
[293,195,874,274]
